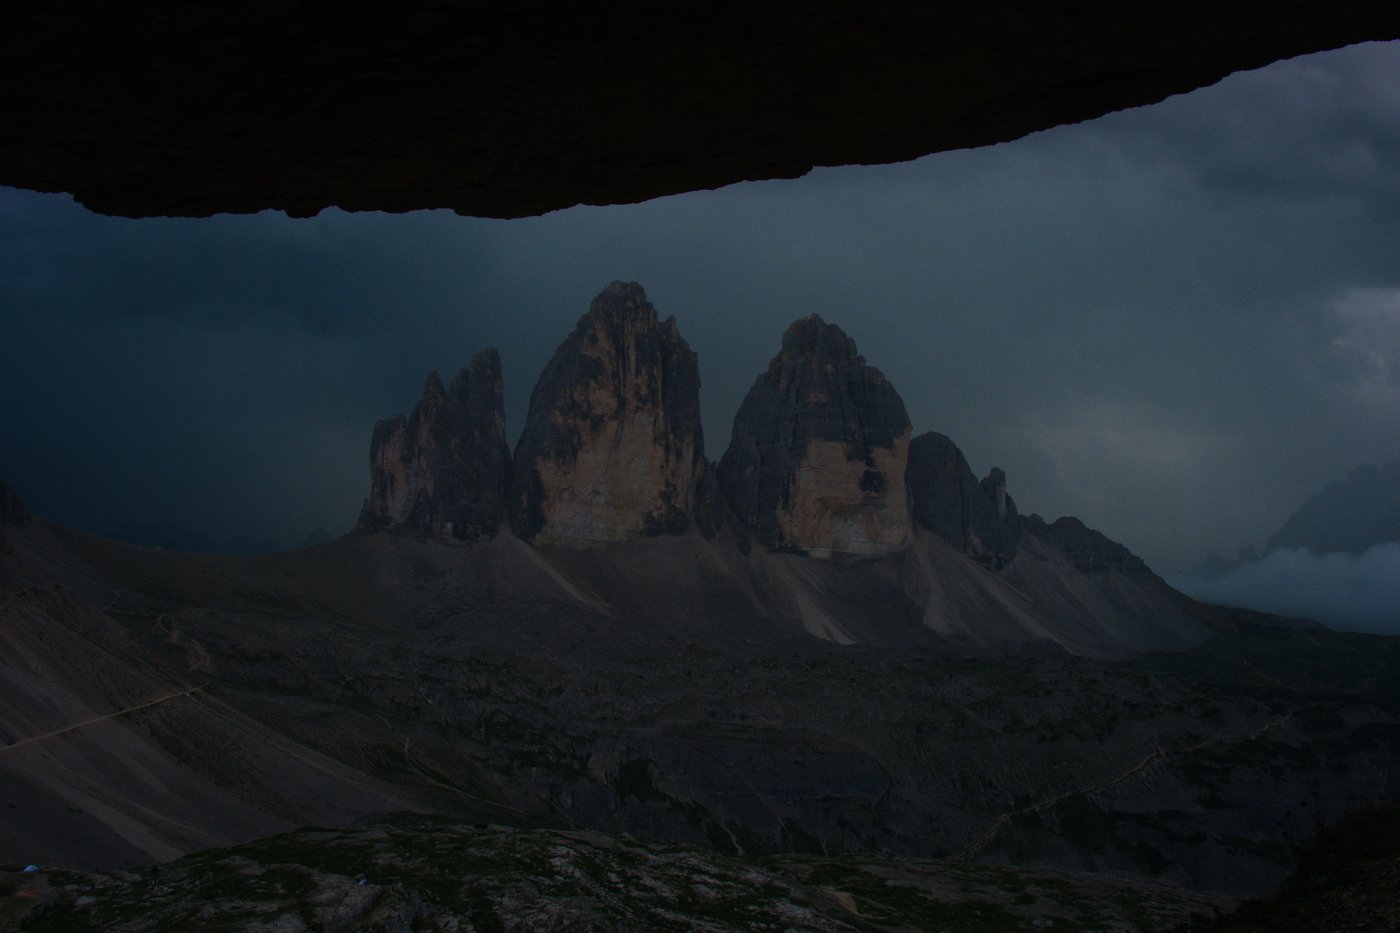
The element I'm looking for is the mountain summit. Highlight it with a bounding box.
[509,282,705,545]
[719,315,913,556]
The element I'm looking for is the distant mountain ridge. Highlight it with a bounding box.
[1266,459,1400,556]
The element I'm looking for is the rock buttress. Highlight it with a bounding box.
[509,282,704,545]
[906,432,1021,570]
[719,315,911,555]
[1022,514,1149,574]
[360,348,510,539]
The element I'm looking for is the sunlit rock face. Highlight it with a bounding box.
[509,282,704,546]
[360,349,510,540]
[720,316,911,556]
[906,432,1021,570]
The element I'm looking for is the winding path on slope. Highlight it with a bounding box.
[0,684,207,754]
[951,712,1296,861]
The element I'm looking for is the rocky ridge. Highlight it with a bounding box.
[359,349,510,540]
[364,284,1148,587]
[906,432,1021,569]
[4,515,1391,897]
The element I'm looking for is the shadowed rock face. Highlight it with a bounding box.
[510,282,704,546]
[3,6,1398,218]
[1023,514,1150,574]
[906,432,1021,570]
[720,316,911,555]
[360,349,510,540]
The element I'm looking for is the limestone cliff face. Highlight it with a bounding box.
[509,282,704,546]
[360,349,510,540]
[719,316,911,555]
[906,432,1021,570]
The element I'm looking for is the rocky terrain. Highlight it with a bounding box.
[4,495,1399,903]
[6,816,1233,932]
[1215,805,1400,932]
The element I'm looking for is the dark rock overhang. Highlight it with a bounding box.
[3,3,1399,219]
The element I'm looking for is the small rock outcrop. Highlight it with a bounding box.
[0,480,28,527]
[719,316,911,555]
[509,282,705,546]
[360,349,510,540]
[1023,515,1149,574]
[906,432,1020,569]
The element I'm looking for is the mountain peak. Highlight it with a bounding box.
[721,317,911,555]
[779,314,861,364]
[587,281,655,322]
[509,283,704,545]
[1265,457,1400,555]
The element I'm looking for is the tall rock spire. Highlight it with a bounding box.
[509,282,705,545]
[719,315,912,555]
[360,348,510,539]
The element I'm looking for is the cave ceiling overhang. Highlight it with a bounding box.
[3,3,1399,219]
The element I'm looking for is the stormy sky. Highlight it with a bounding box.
[4,41,1400,581]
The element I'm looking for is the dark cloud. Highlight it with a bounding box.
[1168,545,1400,634]
[1080,40,1400,212]
[3,42,1400,570]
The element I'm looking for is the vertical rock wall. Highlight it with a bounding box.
[360,348,510,540]
[719,316,912,555]
[906,432,1021,570]
[509,282,705,546]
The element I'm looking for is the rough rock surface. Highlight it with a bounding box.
[7,506,1397,898]
[19,818,1235,933]
[3,6,1399,219]
[906,432,1021,570]
[720,317,911,555]
[1024,514,1150,574]
[360,349,510,540]
[509,282,704,546]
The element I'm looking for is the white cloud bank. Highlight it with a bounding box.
[1167,544,1400,634]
